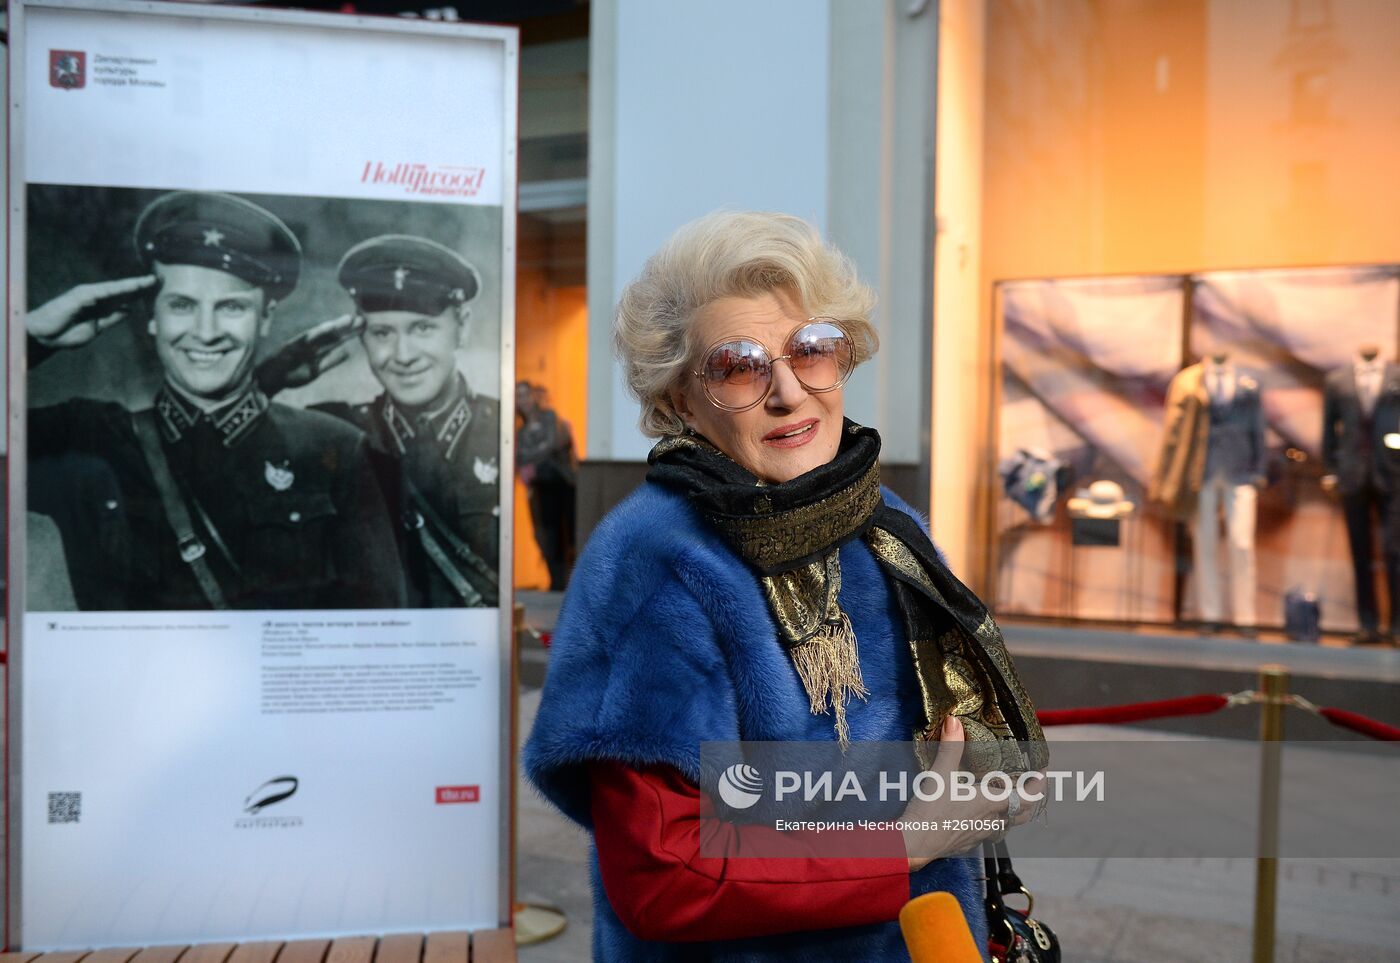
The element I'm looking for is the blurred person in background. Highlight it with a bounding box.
[516,379,577,590]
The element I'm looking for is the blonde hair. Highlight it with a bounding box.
[613,210,879,437]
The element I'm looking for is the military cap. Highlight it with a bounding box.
[337,235,481,315]
[133,191,301,302]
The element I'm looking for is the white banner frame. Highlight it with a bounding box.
[6,0,517,947]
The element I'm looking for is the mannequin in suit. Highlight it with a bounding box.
[1150,350,1267,635]
[1322,344,1400,645]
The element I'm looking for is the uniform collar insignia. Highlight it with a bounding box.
[438,395,472,460]
[214,389,270,447]
[155,386,199,442]
[380,395,417,455]
[380,375,473,459]
[155,383,269,448]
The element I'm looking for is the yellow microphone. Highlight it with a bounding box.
[899,891,984,963]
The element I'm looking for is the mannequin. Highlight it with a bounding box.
[1149,349,1267,635]
[1322,344,1400,644]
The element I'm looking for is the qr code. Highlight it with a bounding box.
[47,792,80,824]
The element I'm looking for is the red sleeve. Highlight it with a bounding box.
[589,761,910,943]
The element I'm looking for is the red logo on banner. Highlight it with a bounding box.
[50,50,86,90]
[436,785,480,804]
[361,161,485,198]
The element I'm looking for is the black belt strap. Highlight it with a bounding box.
[405,478,499,601]
[132,412,229,609]
[416,524,485,606]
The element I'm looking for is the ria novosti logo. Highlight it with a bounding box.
[50,51,86,90]
[717,764,764,810]
[712,762,1103,809]
[361,161,485,198]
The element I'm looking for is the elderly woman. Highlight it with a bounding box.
[525,211,1044,960]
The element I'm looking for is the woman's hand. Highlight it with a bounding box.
[900,716,1043,871]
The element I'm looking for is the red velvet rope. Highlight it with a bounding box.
[1036,693,1229,727]
[1319,707,1400,742]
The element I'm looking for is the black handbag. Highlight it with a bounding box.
[984,840,1060,963]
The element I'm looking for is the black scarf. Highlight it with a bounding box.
[648,420,1045,768]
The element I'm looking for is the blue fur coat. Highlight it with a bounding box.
[524,481,989,961]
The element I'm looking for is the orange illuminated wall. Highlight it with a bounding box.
[982,0,1400,283]
[514,261,588,591]
[945,0,1400,591]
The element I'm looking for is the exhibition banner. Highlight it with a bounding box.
[9,0,517,947]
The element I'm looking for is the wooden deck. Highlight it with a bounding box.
[0,931,516,963]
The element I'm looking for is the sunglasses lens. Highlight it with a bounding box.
[787,321,853,391]
[702,340,771,408]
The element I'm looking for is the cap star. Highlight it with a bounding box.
[203,228,225,247]
[393,266,409,290]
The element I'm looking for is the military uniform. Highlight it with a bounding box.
[29,383,406,610]
[26,190,406,611]
[314,379,500,607]
[319,234,500,608]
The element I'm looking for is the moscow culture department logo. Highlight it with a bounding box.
[50,51,86,89]
[717,763,763,810]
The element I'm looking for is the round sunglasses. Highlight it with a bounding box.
[692,319,856,412]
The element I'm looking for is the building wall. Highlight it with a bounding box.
[583,0,939,549]
[930,0,987,579]
[588,0,833,463]
[933,0,1400,590]
[515,236,587,589]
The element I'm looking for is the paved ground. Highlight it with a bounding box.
[515,592,1400,962]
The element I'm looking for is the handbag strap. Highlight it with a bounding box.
[132,411,229,609]
[983,840,1017,954]
[992,839,1027,897]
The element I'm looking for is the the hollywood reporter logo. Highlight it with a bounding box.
[362,161,485,198]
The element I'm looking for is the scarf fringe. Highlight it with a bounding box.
[788,610,869,749]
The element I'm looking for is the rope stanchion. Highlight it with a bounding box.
[1035,690,1400,743]
[1036,693,1229,727]
[1317,707,1400,742]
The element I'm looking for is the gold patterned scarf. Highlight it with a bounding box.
[647,421,1045,770]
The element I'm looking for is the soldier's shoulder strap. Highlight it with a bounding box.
[415,523,484,607]
[404,478,499,603]
[130,410,229,609]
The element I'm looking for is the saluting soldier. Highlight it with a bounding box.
[26,191,406,611]
[261,235,501,607]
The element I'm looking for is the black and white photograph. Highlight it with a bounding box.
[25,184,504,612]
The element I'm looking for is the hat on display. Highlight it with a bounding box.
[1067,479,1135,520]
[997,447,1071,525]
[134,191,302,302]
[338,234,481,316]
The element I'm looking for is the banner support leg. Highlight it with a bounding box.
[1252,664,1287,963]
